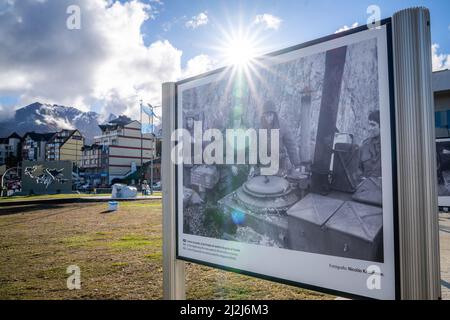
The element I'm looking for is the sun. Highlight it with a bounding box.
[206,19,273,96]
[212,21,267,69]
[224,36,258,67]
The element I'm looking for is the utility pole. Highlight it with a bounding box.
[147,104,161,195]
[140,100,143,188]
[141,103,161,195]
[150,105,154,195]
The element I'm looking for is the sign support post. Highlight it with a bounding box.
[392,7,441,299]
[162,82,186,300]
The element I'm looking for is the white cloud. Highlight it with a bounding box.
[335,22,359,33]
[0,0,182,120]
[36,105,75,130]
[182,54,216,79]
[432,43,450,72]
[185,12,208,29]
[254,14,282,30]
[0,102,16,120]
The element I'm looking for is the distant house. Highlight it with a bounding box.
[45,129,84,166]
[80,144,108,186]
[434,69,450,138]
[90,115,156,184]
[143,157,161,182]
[0,132,21,166]
[22,132,56,162]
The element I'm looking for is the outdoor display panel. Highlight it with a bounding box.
[175,22,398,299]
[436,138,450,209]
[21,160,73,195]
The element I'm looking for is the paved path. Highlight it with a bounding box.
[440,212,450,299]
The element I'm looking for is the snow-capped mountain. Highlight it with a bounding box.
[0,102,116,143]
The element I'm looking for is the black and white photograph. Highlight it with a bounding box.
[176,24,396,300]
[180,33,386,262]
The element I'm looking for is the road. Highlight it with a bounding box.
[440,212,450,299]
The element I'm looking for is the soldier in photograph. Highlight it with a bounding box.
[258,100,301,175]
[359,110,381,178]
[183,109,200,188]
[215,107,252,200]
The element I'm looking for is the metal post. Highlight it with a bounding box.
[140,100,143,187]
[162,82,186,300]
[392,7,441,299]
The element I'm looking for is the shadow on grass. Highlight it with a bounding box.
[0,204,67,216]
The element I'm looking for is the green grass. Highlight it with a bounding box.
[119,202,162,208]
[0,201,330,300]
[109,234,154,249]
[62,233,112,248]
[144,252,162,261]
[111,262,129,268]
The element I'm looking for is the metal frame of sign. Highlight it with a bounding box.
[173,18,400,300]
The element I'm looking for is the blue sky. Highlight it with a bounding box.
[140,0,450,65]
[0,0,449,119]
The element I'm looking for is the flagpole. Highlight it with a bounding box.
[150,104,154,195]
[140,100,143,188]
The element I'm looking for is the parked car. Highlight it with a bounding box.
[7,180,21,193]
[78,183,94,192]
[152,181,161,191]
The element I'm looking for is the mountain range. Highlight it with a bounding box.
[0,102,116,144]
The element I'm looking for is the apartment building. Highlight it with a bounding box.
[434,69,450,138]
[0,132,21,166]
[45,129,84,166]
[22,132,55,161]
[93,116,156,184]
[80,144,108,186]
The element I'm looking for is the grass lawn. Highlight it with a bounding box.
[0,200,330,300]
[0,192,162,203]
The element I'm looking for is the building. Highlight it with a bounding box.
[434,69,450,138]
[22,132,55,162]
[91,116,156,184]
[0,132,21,166]
[45,129,84,166]
[80,144,108,186]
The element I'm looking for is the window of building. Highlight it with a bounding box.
[435,110,450,138]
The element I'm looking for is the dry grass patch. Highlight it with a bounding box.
[0,200,331,300]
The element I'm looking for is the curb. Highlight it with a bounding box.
[0,196,162,207]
